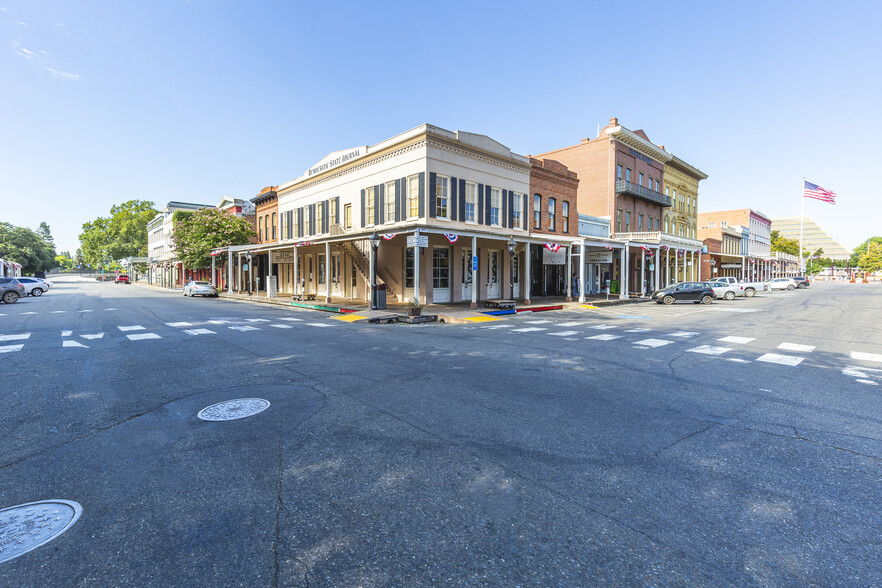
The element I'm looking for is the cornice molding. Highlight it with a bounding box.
[607,126,672,164]
[427,139,531,176]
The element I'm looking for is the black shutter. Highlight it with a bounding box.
[418,172,425,218]
[323,200,329,233]
[360,189,365,228]
[484,186,492,225]
[375,184,382,225]
[400,177,407,220]
[310,204,316,235]
[502,189,508,228]
[335,196,341,224]
[477,183,484,224]
[450,177,458,221]
[428,172,437,218]
[459,179,466,221]
[287,211,293,239]
[508,192,515,229]
[395,179,402,222]
[523,194,528,230]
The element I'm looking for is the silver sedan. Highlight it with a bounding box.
[182,280,218,297]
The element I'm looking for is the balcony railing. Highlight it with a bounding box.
[615,180,671,207]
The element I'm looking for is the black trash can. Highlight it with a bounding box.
[374,283,386,310]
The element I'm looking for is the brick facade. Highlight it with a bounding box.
[528,157,579,237]
[254,186,278,244]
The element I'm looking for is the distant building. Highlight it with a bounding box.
[698,209,773,280]
[147,201,212,288]
[771,217,850,260]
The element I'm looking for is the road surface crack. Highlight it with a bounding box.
[654,425,714,457]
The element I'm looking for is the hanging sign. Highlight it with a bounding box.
[543,248,566,265]
[585,251,613,264]
[407,235,428,248]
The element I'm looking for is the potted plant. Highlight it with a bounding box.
[406,297,422,316]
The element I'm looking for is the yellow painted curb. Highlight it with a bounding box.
[333,314,368,322]
[464,316,501,322]
[580,305,599,309]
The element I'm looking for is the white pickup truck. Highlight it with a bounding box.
[711,276,767,297]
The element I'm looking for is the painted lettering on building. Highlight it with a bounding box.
[307,147,366,177]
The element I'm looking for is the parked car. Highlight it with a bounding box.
[16,276,50,296]
[183,280,218,297]
[651,282,715,305]
[712,276,767,297]
[115,274,130,284]
[708,280,740,300]
[0,277,25,304]
[791,276,810,289]
[768,277,798,291]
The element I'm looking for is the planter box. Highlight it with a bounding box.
[396,314,437,324]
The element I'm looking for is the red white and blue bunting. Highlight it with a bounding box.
[295,242,312,248]
[543,243,561,253]
[382,233,397,240]
[444,233,458,243]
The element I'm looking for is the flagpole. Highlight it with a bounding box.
[799,178,805,275]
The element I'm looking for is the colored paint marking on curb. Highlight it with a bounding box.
[520,305,563,313]
[464,316,501,322]
[333,314,368,322]
[481,309,516,316]
[580,305,599,309]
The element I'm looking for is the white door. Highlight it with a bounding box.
[331,253,342,296]
[432,247,451,303]
[486,250,500,299]
[461,248,473,300]
[512,253,520,299]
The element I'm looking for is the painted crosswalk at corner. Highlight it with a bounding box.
[718,336,754,344]
[0,333,31,341]
[512,327,547,333]
[586,334,621,341]
[166,322,193,327]
[63,340,88,348]
[778,342,815,353]
[850,351,882,363]
[548,331,579,337]
[0,344,24,353]
[756,353,804,366]
[127,333,161,341]
[634,338,673,348]
[184,328,215,335]
[687,345,732,356]
[229,325,260,332]
[118,325,145,332]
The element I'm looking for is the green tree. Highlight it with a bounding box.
[79,200,158,266]
[37,221,55,247]
[172,208,255,270]
[855,240,882,273]
[771,230,800,256]
[0,222,57,273]
[849,237,882,269]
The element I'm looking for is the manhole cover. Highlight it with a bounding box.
[197,398,270,421]
[0,499,83,563]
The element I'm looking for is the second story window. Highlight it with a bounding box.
[464,182,477,222]
[264,216,269,241]
[534,194,541,229]
[562,201,569,233]
[638,214,644,231]
[385,181,396,222]
[548,197,556,231]
[639,172,644,186]
[436,175,449,219]
[626,168,632,182]
[490,187,501,226]
[625,211,631,232]
[258,216,263,242]
[344,204,352,229]
[407,175,419,218]
[365,187,375,225]
[303,207,311,235]
[272,212,277,239]
[512,193,522,229]
[617,164,622,181]
[329,198,337,225]
[317,202,325,233]
[617,209,622,232]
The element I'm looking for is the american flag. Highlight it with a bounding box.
[803,180,836,204]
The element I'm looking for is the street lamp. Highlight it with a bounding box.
[368,231,380,310]
[246,252,253,296]
[506,236,516,300]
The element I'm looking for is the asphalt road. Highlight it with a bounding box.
[1,276,880,587]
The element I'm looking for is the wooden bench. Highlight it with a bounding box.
[481,299,516,310]
[291,293,317,301]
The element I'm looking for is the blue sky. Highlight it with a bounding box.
[2,0,879,255]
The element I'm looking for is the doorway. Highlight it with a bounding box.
[486,250,500,299]
[432,247,451,303]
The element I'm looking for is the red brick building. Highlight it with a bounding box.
[528,157,578,297]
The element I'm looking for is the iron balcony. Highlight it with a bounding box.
[615,180,671,207]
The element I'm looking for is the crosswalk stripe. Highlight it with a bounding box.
[126,333,161,341]
[246,318,270,323]
[850,351,882,363]
[279,317,303,322]
[184,328,215,335]
[0,344,24,353]
[81,333,104,339]
[687,345,732,356]
[166,322,193,327]
[270,324,293,329]
[548,331,579,337]
[61,330,72,337]
[118,325,144,332]
[589,324,618,330]
[557,322,586,327]
[62,340,88,348]
[229,325,259,331]
[756,353,804,366]
[634,339,672,348]
[668,331,699,338]
[625,328,652,333]
[0,333,30,341]
[778,342,815,353]
[525,320,552,324]
[512,327,547,333]
[586,334,621,341]
[306,322,334,327]
[719,336,754,344]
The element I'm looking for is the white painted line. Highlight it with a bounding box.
[756,353,804,366]
[0,344,24,353]
[625,328,652,333]
[105,308,118,311]
[229,325,260,331]
[50,311,67,314]
[306,322,334,328]
[512,327,547,333]
[843,366,882,378]
[118,325,144,332]
[208,320,229,324]
[21,312,38,315]
[62,340,88,348]
[668,331,699,338]
[279,317,303,322]
[850,351,882,363]
[166,322,193,327]
[0,333,31,341]
[589,324,618,330]
[856,379,879,385]
[483,324,513,329]
[246,318,270,323]
[634,339,673,348]
[710,308,759,313]
[548,331,579,337]
[126,333,161,341]
[81,333,104,340]
[184,328,215,335]
[719,336,755,344]
[557,321,586,327]
[525,320,552,324]
[61,330,72,337]
[687,345,732,356]
[270,324,293,329]
[586,334,621,341]
[78,309,93,313]
[778,342,815,353]
[727,358,750,363]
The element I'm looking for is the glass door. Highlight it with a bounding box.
[461,248,473,301]
[486,250,500,299]
[432,247,451,303]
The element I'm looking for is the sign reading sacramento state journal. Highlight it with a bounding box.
[307,146,367,177]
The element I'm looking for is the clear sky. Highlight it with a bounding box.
[2,0,879,256]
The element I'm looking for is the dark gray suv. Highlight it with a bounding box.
[0,277,26,303]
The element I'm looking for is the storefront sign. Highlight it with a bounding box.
[307,146,366,177]
[721,263,741,269]
[543,248,566,265]
[584,251,613,264]
[628,148,656,165]
[407,235,428,248]
[275,250,297,263]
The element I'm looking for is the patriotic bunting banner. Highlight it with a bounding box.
[295,242,312,248]
[677,249,684,258]
[603,245,615,251]
[661,245,669,252]
[444,233,458,243]
[543,243,561,253]
[382,233,397,240]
